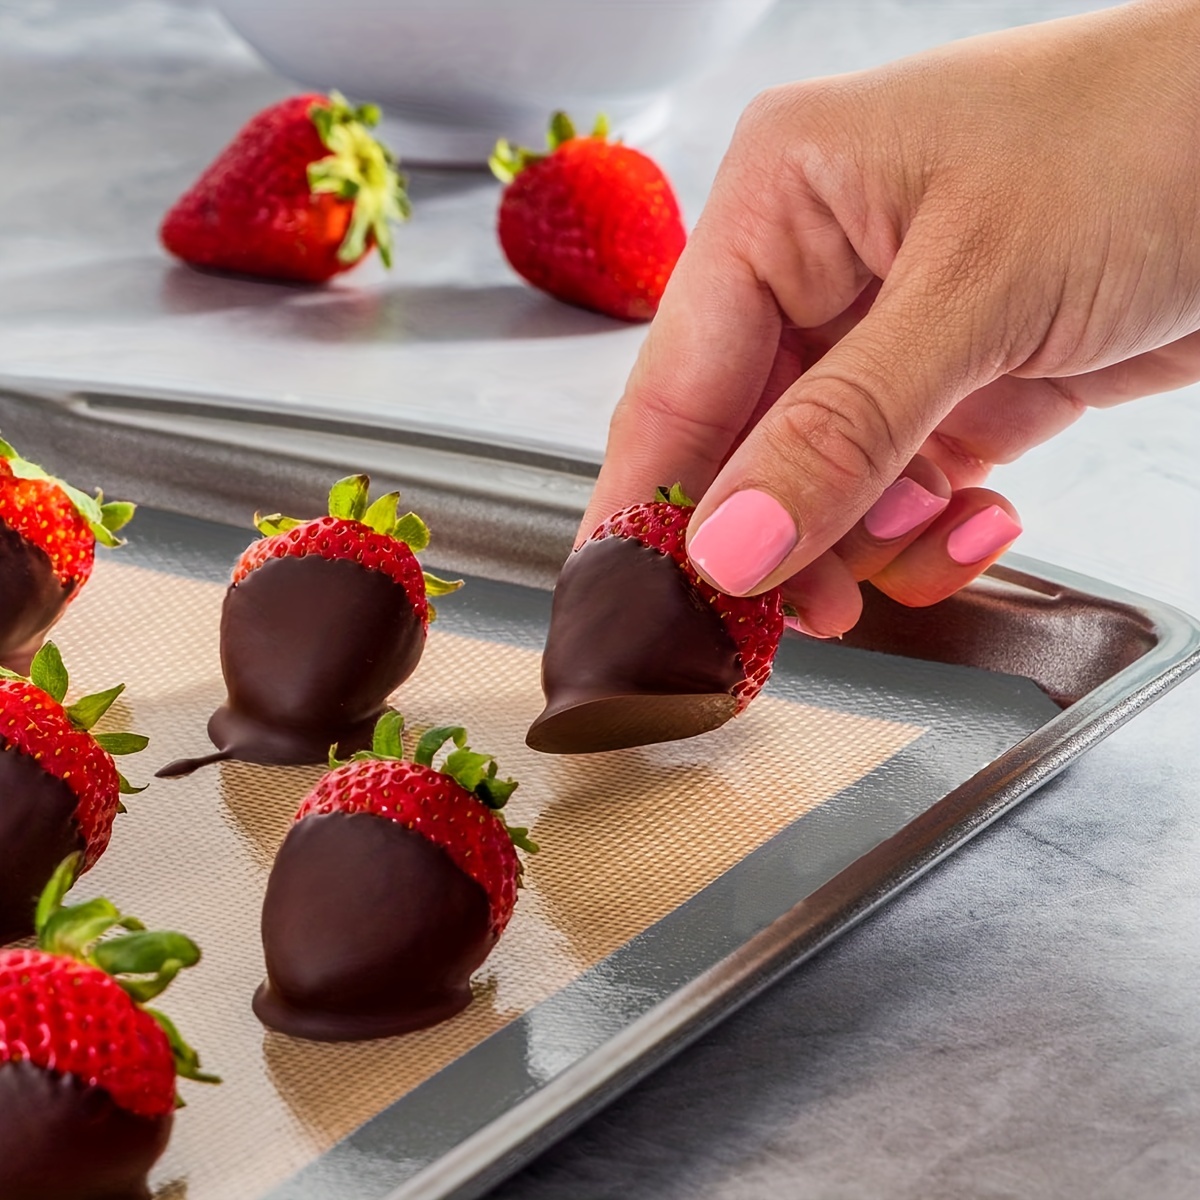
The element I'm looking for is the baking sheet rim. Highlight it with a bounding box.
[388,554,1200,1200]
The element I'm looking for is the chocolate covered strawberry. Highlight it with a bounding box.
[0,857,217,1200]
[159,474,461,775]
[0,643,148,944]
[160,91,410,283]
[490,112,687,321]
[254,710,535,1041]
[527,484,787,754]
[0,437,135,673]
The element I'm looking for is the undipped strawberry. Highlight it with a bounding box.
[0,436,135,672]
[0,643,149,944]
[0,858,217,1200]
[490,112,687,321]
[527,484,787,753]
[160,91,410,283]
[254,710,535,1041]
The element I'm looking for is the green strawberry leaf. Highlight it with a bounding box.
[547,110,577,149]
[392,511,430,552]
[93,731,150,756]
[117,771,147,796]
[505,824,539,854]
[39,897,142,960]
[34,853,83,935]
[443,746,495,792]
[413,725,467,768]
[371,708,406,759]
[29,642,69,704]
[592,113,610,138]
[254,512,305,537]
[66,682,125,731]
[93,930,201,981]
[100,500,136,533]
[146,1007,221,1087]
[363,490,401,536]
[328,474,371,521]
[423,571,463,597]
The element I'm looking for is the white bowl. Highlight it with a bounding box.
[209,0,777,164]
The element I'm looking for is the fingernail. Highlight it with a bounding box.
[863,477,949,541]
[688,489,798,595]
[946,505,1023,565]
[784,614,835,639]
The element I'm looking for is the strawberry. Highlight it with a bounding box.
[0,437,135,673]
[158,475,462,774]
[527,484,789,754]
[594,484,786,708]
[0,858,217,1199]
[160,91,410,284]
[490,112,687,322]
[0,643,148,944]
[254,711,536,1041]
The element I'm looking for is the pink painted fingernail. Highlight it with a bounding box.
[784,614,835,639]
[946,505,1023,564]
[688,489,798,595]
[863,477,949,541]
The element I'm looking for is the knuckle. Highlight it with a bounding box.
[773,377,907,494]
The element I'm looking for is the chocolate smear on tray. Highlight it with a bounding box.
[254,812,494,1041]
[158,554,424,775]
[0,1061,172,1200]
[0,522,73,675]
[0,743,84,945]
[526,535,742,754]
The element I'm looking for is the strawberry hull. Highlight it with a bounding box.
[527,534,743,754]
[0,742,84,944]
[0,1061,173,1200]
[0,522,74,674]
[254,811,494,1042]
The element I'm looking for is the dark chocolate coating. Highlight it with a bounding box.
[0,740,84,944]
[254,812,494,1042]
[159,553,424,775]
[526,535,743,754]
[0,1061,172,1200]
[0,519,74,674]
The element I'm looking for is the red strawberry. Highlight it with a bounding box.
[490,112,687,322]
[158,475,462,775]
[0,643,148,944]
[254,711,536,1041]
[0,437,135,673]
[0,858,217,1199]
[160,91,410,284]
[527,484,788,754]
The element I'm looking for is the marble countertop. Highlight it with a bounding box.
[3,2,1199,1197]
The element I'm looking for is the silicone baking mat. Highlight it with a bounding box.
[49,510,1065,1199]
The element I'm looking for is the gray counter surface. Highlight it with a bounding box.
[3,1,1199,1197]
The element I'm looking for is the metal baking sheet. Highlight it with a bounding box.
[28,497,1194,1200]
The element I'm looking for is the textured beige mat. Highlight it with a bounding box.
[46,558,924,1198]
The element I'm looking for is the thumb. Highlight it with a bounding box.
[685,225,1012,595]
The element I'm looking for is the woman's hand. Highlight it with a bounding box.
[581,0,1200,636]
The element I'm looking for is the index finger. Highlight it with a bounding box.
[577,92,873,541]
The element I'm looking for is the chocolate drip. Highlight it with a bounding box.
[0,1061,172,1200]
[254,812,494,1042]
[526,536,743,754]
[0,741,84,944]
[0,520,74,674]
[159,554,424,775]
